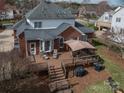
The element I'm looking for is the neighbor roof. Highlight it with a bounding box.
[25,0,74,20]
[75,22,94,34]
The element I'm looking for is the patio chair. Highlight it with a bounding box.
[53,49,58,59]
[41,51,49,60]
[43,54,49,60]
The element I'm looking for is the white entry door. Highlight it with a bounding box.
[30,42,36,55]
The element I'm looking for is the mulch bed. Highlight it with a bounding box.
[68,67,110,93]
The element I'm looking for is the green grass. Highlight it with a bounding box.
[85,81,111,93]
[98,48,124,88]
[84,46,124,93]
[0,19,17,24]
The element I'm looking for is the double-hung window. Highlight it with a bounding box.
[59,38,64,48]
[116,17,121,22]
[34,22,42,28]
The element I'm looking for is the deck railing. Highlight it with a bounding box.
[62,55,101,67]
[61,61,67,78]
[96,21,111,28]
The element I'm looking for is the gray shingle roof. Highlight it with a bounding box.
[13,19,25,29]
[24,23,71,40]
[25,29,54,40]
[75,22,94,34]
[13,18,33,36]
[25,1,74,20]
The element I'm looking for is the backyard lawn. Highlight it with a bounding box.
[84,46,124,93]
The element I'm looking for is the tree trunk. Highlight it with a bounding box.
[121,51,124,59]
[120,47,124,59]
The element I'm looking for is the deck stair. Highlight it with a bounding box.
[48,62,71,93]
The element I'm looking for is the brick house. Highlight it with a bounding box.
[13,0,94,57]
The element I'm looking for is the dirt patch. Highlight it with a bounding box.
[68,67,110,93]
[98,46,124,69]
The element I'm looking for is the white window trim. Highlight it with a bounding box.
[39,41,43,53]
[43,40,52,53]
[30,42,36,55]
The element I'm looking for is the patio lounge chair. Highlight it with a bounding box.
[53,49,58,59]
[43,54,49,60]
[41,51,49,60]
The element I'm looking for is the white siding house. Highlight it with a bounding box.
[111,7,124,33]
[0,9,14,20]
[95,11,113,31]
[110,7,124,43]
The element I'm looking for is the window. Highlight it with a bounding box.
[40,41,43,52]
[120,28,124,35]
[109,15,112,19]
[116,17,121,22]
[30,43,36,55]
[34,22,42,28]
[105,16,108,20]
[59,38,64,48]
[45,41,50,51]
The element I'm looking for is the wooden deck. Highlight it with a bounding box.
[29,52,99,72]
[33,52,73,67]
[96,21,111,28]
[29,52,102,93]
[28,52,73,78]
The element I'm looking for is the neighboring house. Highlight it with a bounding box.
[75,22,94,39]
[0,4,19,20]
[111,7,124,33]
[110,7,124,43]
[0,10,14,20]
[13,1,94,57]
[95,11,113,31]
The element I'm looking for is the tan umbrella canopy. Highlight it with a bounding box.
[64,40,95,52]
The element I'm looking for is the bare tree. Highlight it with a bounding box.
[0,49,31,93]
[109,28,124,59]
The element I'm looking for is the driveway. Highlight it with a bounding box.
[0,30,14,52]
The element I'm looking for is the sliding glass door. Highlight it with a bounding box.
[45,41,51,52]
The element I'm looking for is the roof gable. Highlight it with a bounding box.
[25,0,74,20]
[113,7,124,16]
